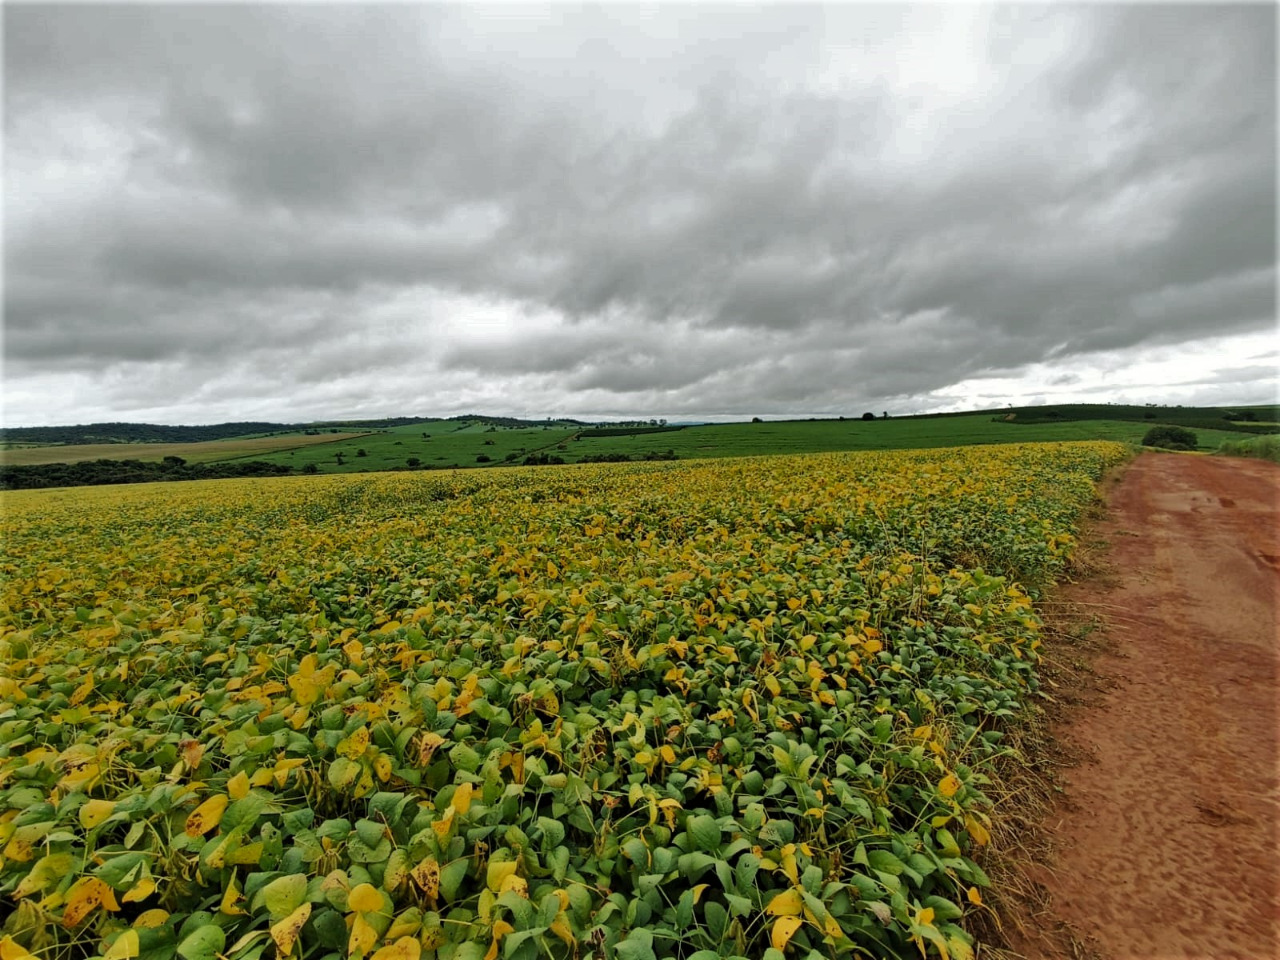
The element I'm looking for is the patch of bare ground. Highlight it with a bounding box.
[979,453,1279,960]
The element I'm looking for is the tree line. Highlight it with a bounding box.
[0,457,295,490]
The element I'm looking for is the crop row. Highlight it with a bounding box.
[0,443,1128,960]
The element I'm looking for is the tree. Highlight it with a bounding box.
[356,449,368,457]
[861,412,876,421]
[406,457,422,467]
[302,463,319,475]
[1142,426,1198,451]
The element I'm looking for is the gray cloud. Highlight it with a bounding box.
[3,3,1275,426]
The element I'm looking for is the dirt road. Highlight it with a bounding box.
[1022,453,1279,960]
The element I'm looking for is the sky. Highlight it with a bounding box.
[4,2,1277,427]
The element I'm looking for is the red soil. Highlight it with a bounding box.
[1019,453,1280,960]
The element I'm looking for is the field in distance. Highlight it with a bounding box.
[234,408,1270,475]
[3,404,1275,478]
[0,431,373,467]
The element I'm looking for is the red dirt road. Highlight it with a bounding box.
[1028,453,1280,960]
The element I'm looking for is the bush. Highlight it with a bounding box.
[861,412,876,421]
[406,457,422,467]
[476,454,492,463]
[1218,435,1280,463]
[1142,426,1198,450]
[522,452,565,466]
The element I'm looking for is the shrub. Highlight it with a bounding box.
[1218,435,1280,463]
[1142,425,1198,450]
[406,457,422,467]
[861,412,875,421]
[476,454,492,463]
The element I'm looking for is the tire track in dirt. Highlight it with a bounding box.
[1017,453,1279,960]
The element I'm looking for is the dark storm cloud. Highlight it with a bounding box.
[3,3,1275,425]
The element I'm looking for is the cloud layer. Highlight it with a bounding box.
[5,4,1276,425]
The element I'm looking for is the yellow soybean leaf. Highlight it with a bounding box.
[133,910,169,929]
[374,753,393,782]
[965,815,990,846]
[417,732,445,766]
[338,727,370,759]
[121,877,157,904]
[411,858,440,900]
[765,888,803,917]
[104,930,140,960]
[349,913,378,955]
[70,674,94,706]
[219,876,247,916]
[79,798,116,829]
[227,771,250,800]
[771,916,803,951]
[184,794,228,837]
[451,782,474,815]
[0,938,36,960]
[966,886,982,906]
[781,850,799,884]
[348,883,383,914]
[938,774,961,798]
[270,903,311,957]
[371,938,421,960]
[386,915,420,942]
[549,916,575,947]
[659,745,676,764]
[486,860,518,893]
[497,874,528,898]
[13,852,72,898]
[62,877,120,928]
[289,674,320,706]
[484,920,515,960]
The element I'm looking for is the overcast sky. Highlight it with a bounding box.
[4,3,1276,426]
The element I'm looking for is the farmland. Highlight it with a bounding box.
[1,434,370,469]
[5,403,1272,485]
[1,442,1127,960]
[174,413,1262,474]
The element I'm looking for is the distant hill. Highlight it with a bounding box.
[1,421,298,445]
[980,403,1280,435]
[3,414,603,446]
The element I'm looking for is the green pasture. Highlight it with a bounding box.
[214,414,1252,476]
[231,420,581,473]
[557,415,1247,464]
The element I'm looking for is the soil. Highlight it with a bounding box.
[1007,452,1280,960]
